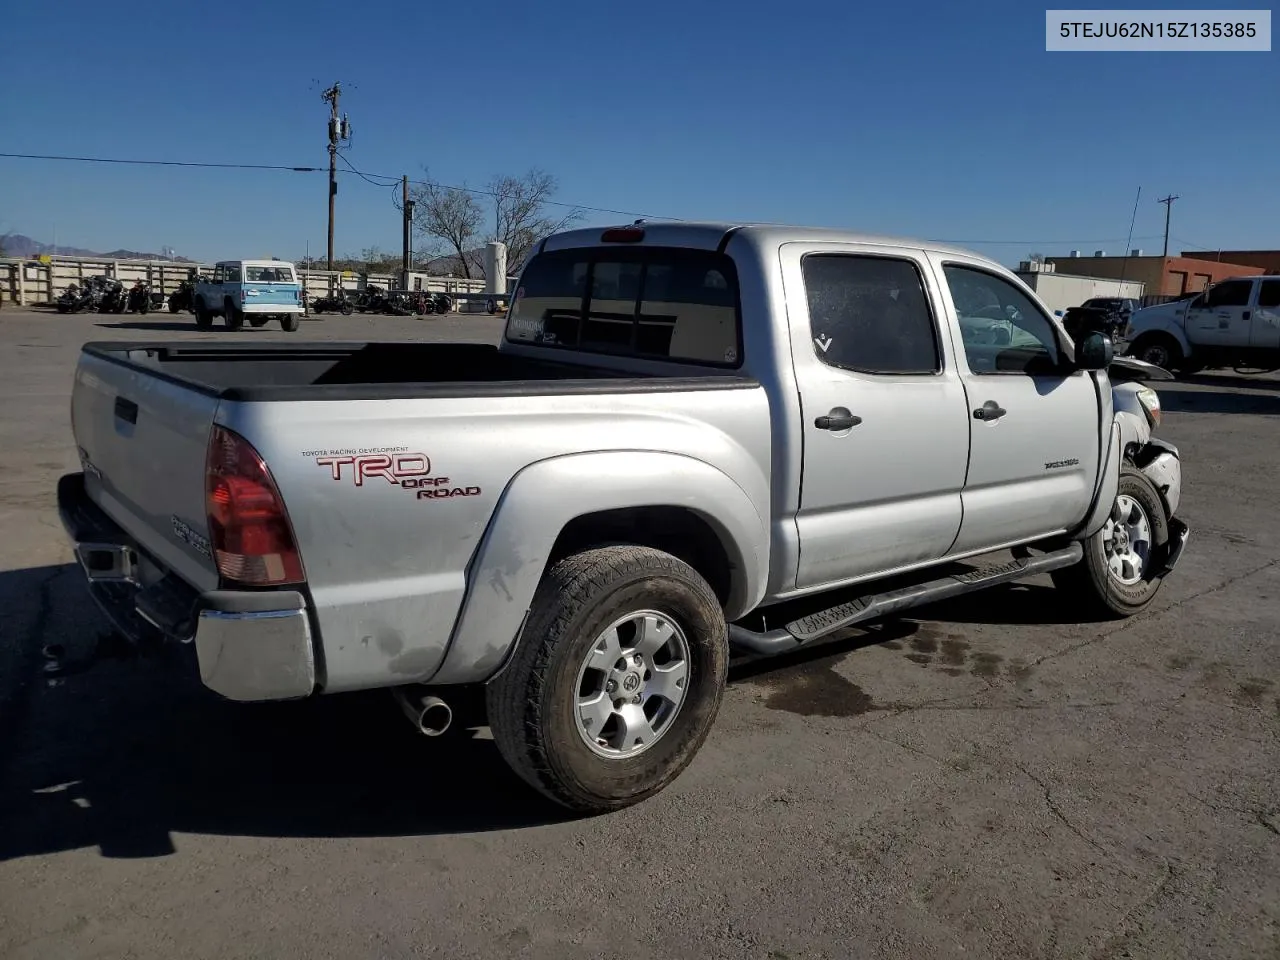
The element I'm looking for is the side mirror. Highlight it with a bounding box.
[1076,331,1113,371]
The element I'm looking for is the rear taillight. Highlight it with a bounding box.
[205,425,304,586]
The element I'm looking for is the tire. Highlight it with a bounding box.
[194,299,213,329]
[168,299,180,314]
[486,545,729,814]
[340,301,354,316]
[1130,333,1182,373]
[224,300,244,331]
[280,313,300,332]
[248,314,271,328]
[1052,463,1171,619]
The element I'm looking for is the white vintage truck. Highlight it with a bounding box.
[192,259,305,332]
[1125,274,1280,374]
[59,221,1188,813]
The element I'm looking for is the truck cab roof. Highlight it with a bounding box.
[540,220,988,263]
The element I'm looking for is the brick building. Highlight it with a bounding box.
[1179,250,1280,274]
[1044,252,1262,298]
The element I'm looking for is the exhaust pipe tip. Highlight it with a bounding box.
[393,687,453,737]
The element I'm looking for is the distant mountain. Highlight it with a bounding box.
[0,233,195,262]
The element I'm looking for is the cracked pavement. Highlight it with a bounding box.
[0,309,1277,959]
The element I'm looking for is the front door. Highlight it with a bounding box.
[932,256,1103,555]
[1186,278,1255,348]
[780,243,971,590]
[1249,278,1280,350]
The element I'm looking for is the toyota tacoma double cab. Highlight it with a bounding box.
[58,221,1188,813]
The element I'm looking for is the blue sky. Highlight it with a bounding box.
[1,0,1275,267]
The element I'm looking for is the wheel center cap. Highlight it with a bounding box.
[622,673,641,692]
[1115,528,1128,549]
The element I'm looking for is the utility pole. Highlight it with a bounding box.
[322,82,351,270]
[1157,194,1179,258]
[402,174,413,288]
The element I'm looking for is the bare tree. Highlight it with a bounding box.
[408,171,483,279]
[408,168,581,279]
[485,169,583,277]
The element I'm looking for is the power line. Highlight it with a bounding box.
[0,151,322,172]
[0,150,1200,249]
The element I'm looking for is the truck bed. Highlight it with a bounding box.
[81,341,754,401]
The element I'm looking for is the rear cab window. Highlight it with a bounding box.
[505,247,742,366]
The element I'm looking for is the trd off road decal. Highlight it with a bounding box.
[303,446,481,500]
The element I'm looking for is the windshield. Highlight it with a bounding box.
[244,265,296,283]
[505,246,742,366]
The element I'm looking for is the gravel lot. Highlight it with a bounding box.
[0,306,1277,960]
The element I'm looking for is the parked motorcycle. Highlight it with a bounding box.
[127,279,152,314]
[97,278,127,314]
[311,290,355,315]
[56,276,116,314]
[56,283,95,314]
[167,274,204,313]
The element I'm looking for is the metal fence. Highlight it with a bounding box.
[0,255,488,307]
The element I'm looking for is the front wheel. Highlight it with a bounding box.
[487,545,729,814]
[1052,464,1170,618]
[1130,333,1183,373]
[280,313,300,332]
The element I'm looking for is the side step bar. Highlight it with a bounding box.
[729,543,1084,657]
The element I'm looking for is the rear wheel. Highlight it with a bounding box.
[1052,464,1170,618]
[486,545,729,814]
[280,312,300,332]
[194,299,213,329]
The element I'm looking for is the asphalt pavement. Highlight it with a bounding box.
[0,306,1277,960]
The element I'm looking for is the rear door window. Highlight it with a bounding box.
[506,247,742,366]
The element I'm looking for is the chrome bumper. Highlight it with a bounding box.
[57,472,316,702]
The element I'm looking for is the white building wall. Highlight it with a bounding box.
[1017,271,1145,316]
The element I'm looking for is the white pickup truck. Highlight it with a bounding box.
[1126,274,1280,374]
[58,221,1188,813]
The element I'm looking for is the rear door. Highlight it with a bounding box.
[242,263,300,309]
[72,349,221,591]
[780,243,971,588]
[1249,278,1280,350]
[932,256,1102,554]
[1186,278,1255,347]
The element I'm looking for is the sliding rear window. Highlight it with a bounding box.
[505,247,742,367]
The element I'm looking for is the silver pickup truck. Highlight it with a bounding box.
[58,221,1189,813]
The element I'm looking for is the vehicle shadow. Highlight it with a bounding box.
[1157,384,1280,415]
[94,320,201,332]
[1183,371,1280,392]
[0,564,572,862]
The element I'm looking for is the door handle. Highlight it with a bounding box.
[814,408,862,431]
[113,396,138,424]
[973,400,1007,422]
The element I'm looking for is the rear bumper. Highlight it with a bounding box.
[57,472,316,702]
[242,303,303,314]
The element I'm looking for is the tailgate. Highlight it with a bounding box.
[72,349,221,592]
[242,281,301,308]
